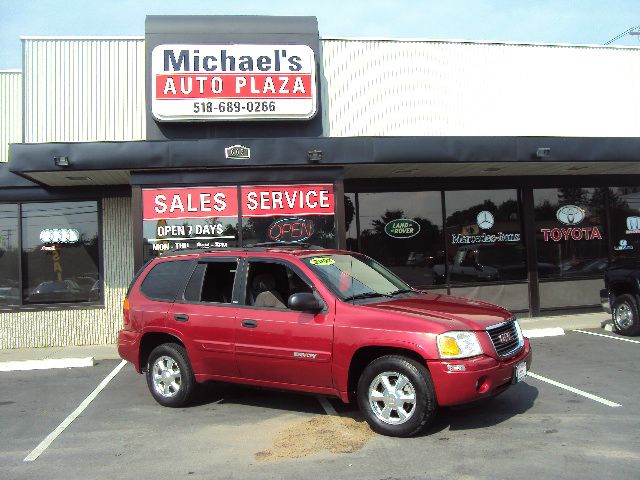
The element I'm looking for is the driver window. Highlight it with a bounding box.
[246,261,312,310]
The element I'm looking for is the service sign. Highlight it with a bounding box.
[241,185,334,217]
[151,44,317,121]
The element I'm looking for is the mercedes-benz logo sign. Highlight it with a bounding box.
[476,211,495,230]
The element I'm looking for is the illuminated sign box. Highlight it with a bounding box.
[151,44,317,122]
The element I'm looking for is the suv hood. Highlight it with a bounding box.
[365,292,512,331]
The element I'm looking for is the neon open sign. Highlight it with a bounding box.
[268,217,314,243]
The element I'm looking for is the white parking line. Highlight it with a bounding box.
[523,327,565,338]
[316,395,338,416]
[24,359,127,462]
[573,329,640,344]
[527,372,622,408]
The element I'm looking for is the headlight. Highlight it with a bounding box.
[437,331,483,359]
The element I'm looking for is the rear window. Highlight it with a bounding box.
[140,260,193,301]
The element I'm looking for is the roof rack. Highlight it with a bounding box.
[244,242,326,249]
[157,242,327,257]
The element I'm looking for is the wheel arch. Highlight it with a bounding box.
[346,345,428,399]
[139,331,186,372]
[609,281,639,299]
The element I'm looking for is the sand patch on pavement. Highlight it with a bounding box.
[255,416,375,462]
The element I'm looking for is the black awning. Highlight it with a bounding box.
[7,136,640,187]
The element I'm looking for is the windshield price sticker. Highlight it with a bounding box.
[310,257,335,266]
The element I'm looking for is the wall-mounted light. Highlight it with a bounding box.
[54,156,70,167]
[535,148,551,159]
[307,150,322,164]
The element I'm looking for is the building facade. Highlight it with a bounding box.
[1,16,640,348]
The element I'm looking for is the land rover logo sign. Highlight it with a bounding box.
[384,219,421,239]
[556,205,585,225]
[225,145,250,160]
[151,44,317,122]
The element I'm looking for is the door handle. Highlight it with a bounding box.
[241,319,258,328]
[174,314,189,322]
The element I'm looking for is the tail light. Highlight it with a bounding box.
[123,297,131,326]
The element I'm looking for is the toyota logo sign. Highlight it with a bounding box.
[556,205,585,226]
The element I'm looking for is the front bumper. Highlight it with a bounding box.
[117,329,142,373]
[427,338,532,407]
[600,288,612,314]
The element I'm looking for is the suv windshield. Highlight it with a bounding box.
[301,253,413,301]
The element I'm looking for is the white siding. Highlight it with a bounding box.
[23,38,145,143]
[0,197,133,348]
[0,71,22,163]
[321,39,640,137]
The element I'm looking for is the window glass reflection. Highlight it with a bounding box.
[534,187,607,278]
[608,187,640,260]
[356,192,444,288]
[444,190,526,284]
[22,201,100,304]
[0,204,20,306]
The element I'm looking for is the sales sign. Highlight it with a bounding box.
[151,44,317,121]
[142,187,239,221]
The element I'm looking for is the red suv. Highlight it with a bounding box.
[118,247,532,437]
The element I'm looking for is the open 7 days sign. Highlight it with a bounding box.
[151,44,317,121]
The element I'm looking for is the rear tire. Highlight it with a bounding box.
[357,355,437,437]
[612,294,640,336]
[146,343,195,407]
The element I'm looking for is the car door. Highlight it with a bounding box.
[169,256,241,378]
[234,257,334,388]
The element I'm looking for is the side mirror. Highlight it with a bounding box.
[288,292,323,313]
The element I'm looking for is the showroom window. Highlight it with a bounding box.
[533,187,607,279]
[240,184,336,247]
[608,187,640,259]
[21,201,101,304]
[352,192,445,288]
[0,204,20,306]
[444,189,526,284]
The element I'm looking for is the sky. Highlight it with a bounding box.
[0,0,639,69]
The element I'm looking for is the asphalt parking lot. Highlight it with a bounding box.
[2,329,640,480]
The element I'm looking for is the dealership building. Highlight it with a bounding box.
[1,15,640,349]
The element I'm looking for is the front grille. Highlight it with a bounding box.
[487,319,524,357]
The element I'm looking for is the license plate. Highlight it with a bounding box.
[513,361,527,384]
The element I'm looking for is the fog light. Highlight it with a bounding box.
[476,376,492,394]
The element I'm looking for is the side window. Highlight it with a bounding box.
[246,261,313,310]
[140,260,193,301]
[184,260,237,304]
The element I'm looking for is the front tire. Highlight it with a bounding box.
[612,294,640,336]
[357,355,437,437]
[146,343,195,407]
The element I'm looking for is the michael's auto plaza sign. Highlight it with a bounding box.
[151,44,317,121]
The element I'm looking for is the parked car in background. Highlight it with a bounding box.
[601,259,640,336]
[27,280,83,303]
[119,246,531,437]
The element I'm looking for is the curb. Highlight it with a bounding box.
[0,357,95,372]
